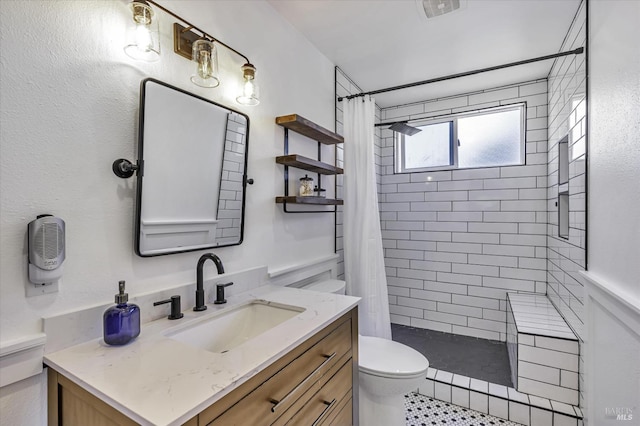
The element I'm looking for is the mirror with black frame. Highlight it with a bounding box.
[135,78,249,256]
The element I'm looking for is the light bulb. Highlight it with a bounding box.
[190,39,219,88]
[243,80,256,97]
[197,51,213,79]
[134,23,153,52]
[124,0,160,62]
[236,63,260,106]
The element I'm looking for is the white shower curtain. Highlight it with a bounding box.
[343,96,392,340]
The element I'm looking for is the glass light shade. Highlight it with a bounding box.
[236,64,260,106]
[124,1,160,62]
[190,39,220,88]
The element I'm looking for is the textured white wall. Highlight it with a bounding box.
[0,1,336,424]
[587,1,640,424]
[588,0,640,294]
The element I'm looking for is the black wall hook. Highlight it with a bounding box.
[112,159,140,179]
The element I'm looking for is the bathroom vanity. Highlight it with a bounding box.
[44,285,359,426]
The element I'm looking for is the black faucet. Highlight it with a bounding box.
[195,253,225,311]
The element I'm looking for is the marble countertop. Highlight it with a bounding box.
[44,284,359,426]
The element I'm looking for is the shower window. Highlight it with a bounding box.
[394,103,526,173]
[400,120,454,171]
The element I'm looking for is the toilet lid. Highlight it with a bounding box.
[359,335,429,378]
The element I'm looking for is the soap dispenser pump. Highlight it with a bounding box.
[103,280,140,346]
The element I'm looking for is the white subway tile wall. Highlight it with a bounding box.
[470,390,489,414]
[215,112,247,244]
[379,80,549,341]
[489,396,509,420]
[546,1,586,411]
[435,382,453,402]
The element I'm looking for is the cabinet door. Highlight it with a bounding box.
[48,370,137,426]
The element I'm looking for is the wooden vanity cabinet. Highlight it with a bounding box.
[48,308,358,426]
[48,370,139,426]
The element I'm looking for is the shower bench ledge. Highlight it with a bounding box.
[507,293,579,406]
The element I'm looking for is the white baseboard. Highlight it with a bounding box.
[582,270,640,425]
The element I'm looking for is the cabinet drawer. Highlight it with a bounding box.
[324,397,352,426]
[207,319,352,426]
[283,360,352,426]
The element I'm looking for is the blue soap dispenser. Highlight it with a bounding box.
[103,280,140,346]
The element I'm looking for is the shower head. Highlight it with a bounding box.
[389,122,422,136]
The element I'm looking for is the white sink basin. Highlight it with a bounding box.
[166,300,305,353]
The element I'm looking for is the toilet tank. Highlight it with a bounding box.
[303,279,346,295]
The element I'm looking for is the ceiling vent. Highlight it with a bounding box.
[419,0,461,18]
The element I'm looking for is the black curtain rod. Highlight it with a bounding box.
[338,47,584,101]
[374,120,410,127]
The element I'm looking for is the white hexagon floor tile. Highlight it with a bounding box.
[405,392,524,426]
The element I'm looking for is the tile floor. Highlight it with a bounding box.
[392,324,513,387]
[404,392,524,426]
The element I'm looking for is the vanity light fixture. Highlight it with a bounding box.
[236,63,260,106]
[124,0,160,62]
[190,39,220,88]
[124,0,261,105]
[174,23,261,103]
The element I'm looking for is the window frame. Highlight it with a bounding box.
[394,102,527,174]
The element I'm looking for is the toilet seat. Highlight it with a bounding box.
[359,335,429,379]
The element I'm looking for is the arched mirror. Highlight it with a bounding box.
[134,78,249,256]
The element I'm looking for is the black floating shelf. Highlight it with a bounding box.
[276,155,344,175]
[275,196,344,206]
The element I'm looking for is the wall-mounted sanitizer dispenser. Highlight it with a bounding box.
[28,215,65,289]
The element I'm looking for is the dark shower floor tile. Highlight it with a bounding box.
[392,323,513,387]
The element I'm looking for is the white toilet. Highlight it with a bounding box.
[301,279,429,426]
